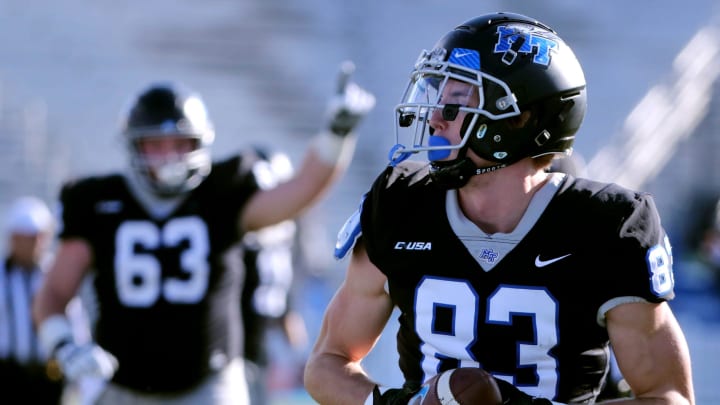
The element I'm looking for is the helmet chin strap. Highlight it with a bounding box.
[429,158,507,189]
[429,157,477,189]
[429,144,507,189]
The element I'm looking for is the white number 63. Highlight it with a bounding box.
[114,217,210,307]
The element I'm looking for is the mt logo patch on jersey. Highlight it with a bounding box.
[478,248,499,264]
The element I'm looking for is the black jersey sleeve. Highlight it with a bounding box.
[563,179,676,321]
[199,154,261,226]
[204,154,261,203]
[360,161,433,265]
[57,177,106,240]
[612,190,675,300]
[58,180,83,239]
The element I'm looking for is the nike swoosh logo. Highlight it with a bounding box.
[534,254,572,268]
[454,52,473,58]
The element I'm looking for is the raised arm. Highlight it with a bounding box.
[241,62,375,232]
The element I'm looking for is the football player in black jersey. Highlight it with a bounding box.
[304,12,695,405]
[32,62,374,405]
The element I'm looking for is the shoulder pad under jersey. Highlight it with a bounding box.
[334,194,365,260]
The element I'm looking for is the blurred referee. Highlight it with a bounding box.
[0,196,62,404]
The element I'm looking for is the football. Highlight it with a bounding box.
[412,367,503,405]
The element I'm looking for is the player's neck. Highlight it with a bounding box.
[457,162,549,234]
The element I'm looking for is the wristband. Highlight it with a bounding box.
[311,131,356,166]
[38,314,74,355]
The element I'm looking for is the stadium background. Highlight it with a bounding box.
[0,1,719,403]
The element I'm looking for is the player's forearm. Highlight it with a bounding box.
[33,239,91,326]
[240,134,356,232]
[32,283,70,326]
[304,352,376,405]
[309,130,357,169]
[296,135,355,202]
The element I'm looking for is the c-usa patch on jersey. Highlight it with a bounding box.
[334,195,365,259]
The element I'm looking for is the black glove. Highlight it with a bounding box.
[372,385,419,405]
[325,61,376,137]
[494,378,553,405]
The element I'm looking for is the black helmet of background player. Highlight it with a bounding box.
[121,82,214,197]
[391,12,587,188]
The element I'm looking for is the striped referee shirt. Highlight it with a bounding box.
[0,258,48,365]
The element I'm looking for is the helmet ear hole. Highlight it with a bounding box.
[467,107,538,163]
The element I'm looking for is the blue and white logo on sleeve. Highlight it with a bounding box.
[334,195,366,260]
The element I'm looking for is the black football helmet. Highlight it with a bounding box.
[391,12,587,188]
[121,82,214,197]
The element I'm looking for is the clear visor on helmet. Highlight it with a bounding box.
[391,48,521,163]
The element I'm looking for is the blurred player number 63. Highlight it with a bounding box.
[409,367,502,405]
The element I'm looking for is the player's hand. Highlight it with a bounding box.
[325,60,376,137]
[373,385,419,405]
[494,378,552,405]
[38,315,119,381]
[55,342,118,381]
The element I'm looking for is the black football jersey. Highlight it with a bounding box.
[360,161,675,403]
[58,155,260,392]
